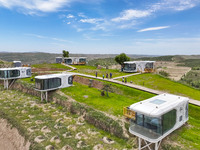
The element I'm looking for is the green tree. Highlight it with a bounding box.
[63,50,69,57]
[101,83,113,97]
[115,53,130,65]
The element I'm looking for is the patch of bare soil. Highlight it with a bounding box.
[0,119,30,150]
[156,61,191,81]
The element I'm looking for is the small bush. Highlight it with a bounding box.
[159,70,169,77]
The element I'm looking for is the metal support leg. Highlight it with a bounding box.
[46,91,48,102]
[139,138,141,150]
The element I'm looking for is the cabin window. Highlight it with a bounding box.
[0,71,5,78]
[135,113,162,134]
[35,78,61,90]
[179,116,182,122]
[26,69,31,76]
[65,59,72,64]
[7,70,20,78]
[162,109,176,134]
[79,58,86,63]
[145,63,154,69]
[124,63,136,71]
[185,103,188,119]
[68,76,73,84]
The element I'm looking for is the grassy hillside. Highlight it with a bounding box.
[121,73,200,100]
[70,65,130,78]
[32,63,71,70]
[61,81,154,116]
[0,88,129,149]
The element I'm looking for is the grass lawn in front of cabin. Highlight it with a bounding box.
[32,63,71,70]
[61,82,154,116]
[120,73,200,100]
[70,65,131,78]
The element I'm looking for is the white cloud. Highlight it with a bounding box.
[111,9,151,22]
[0,0,73,15]
[66,14,74,18]
[80,18,103,24]
[137,26,170,32]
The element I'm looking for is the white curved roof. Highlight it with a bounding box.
[124,61,155,64]
[129,93,189,117]
[35,73,73,79]
[0,67,31,71]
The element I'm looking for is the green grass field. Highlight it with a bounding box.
[169,104,200,150]
[0,88,130,149]
[121,73,200,100]
[70,65,130,78]
[61,82,154,116]
[32,63,71,70]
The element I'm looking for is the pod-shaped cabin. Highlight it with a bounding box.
[13,61,22,67]
[123,61,155,73]
[35,73,73,91]
[64,57,86,65]
[128,93,189,143]
[0,67,32,79]
[56,57,62,64]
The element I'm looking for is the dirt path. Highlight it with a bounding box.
[0,119,30,150]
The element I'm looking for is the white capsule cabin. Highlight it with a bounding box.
[0,67,32,80]
[55,57,62,64]
[123,61,155,73]
[35,73,73,92]
[128,93,189,150]
[13,61,22,67]
[64,57,86,65]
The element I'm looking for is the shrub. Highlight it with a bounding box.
[159,70,169,77]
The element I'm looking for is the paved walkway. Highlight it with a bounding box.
[61,63,77,70]
[112,72,141,80]
[73,73,200,107]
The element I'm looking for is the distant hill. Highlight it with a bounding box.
[0,52,157,64]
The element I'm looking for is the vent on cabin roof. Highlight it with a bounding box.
[150,99,166,105]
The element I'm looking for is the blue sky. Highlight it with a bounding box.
[0,0,200,55]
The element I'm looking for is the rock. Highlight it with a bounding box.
[28,115,35,119]
[61,145,73,150]
[34,136,45,143]
[54,124,63,129]
[50,136,61,144]
[67,125,77,131]
[87,129,99,136]
[75,132,88,140]
[41,126,51,133]
[45,145,54,150]
[28,126,38,133]
[76,141,88,149]
[102,137,115,144]
[93,144,104,150]
[64,116,72,122]
[35,120,44,124]
[56,118,64,123]
[63,132,72,138]
[83,95,88,98]
[21,110,27,114]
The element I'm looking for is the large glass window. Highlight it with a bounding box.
[79,58,86,63]
[26,69,32,76]
[135,113,162,134]
[65,59,72,64]
[7,70,20,78]
[35,78,61,90]
[145,63,154,69]
[0,70,5,78]
[162,109,176,134]
[185,103,188,119]
[68,76,73,84]
[124,63,136,71]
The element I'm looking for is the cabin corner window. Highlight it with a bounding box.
[185,103,188,119]
[68,76,73,84]
[9,70,20,78]
[145,63,154,69]
[26,69,32,76]
[79,58,86,63]
[65,59,72,64]
[0,70,5,78]
[124,63,136,71]
[35,78,61,90]
[162,109,176,134]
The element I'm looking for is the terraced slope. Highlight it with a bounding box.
[0,88,131,149]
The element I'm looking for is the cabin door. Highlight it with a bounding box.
[21,68,26,77]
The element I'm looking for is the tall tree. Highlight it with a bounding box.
[63,50,69,57]
[115,53,130,65]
